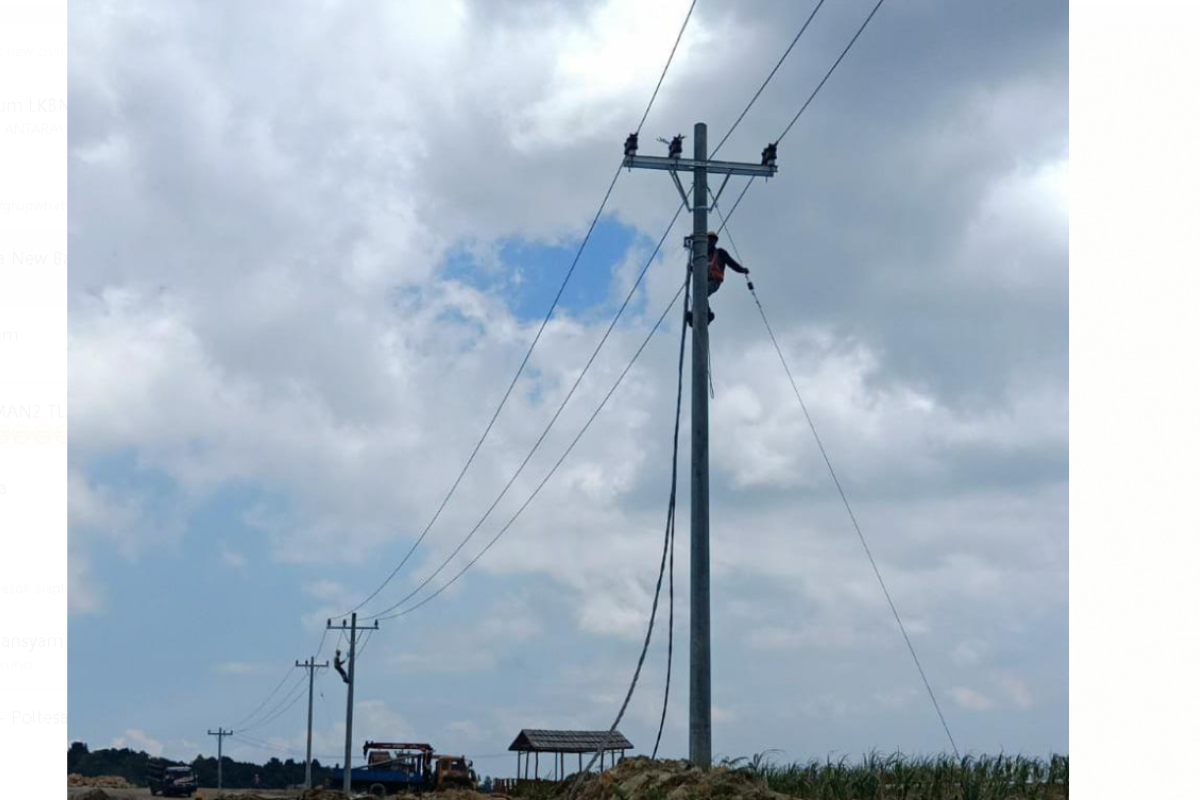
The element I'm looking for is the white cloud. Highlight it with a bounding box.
[219,541,248,569]
[69,468,142,534]
[995,673,1034,710]
[214,661,273,676]
[355,699,415,742]
[949,687,995,712]
[446,719,488,743]
[112,728,165,757]
[67,0,1067,756]
[68,547,103,615]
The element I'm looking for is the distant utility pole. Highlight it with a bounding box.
[295,656,329,790]
[622,123,778,769]
[206,727,233,790]
[327,612,379,794]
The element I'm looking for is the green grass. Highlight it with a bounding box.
[724,752,1068,800]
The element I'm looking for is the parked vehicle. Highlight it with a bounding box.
[146,761,199,797]
[434,754,477,790]
[330,742,477,795]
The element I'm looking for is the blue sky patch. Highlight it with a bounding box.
[444,217,651,322]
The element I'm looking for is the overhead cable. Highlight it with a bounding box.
[345,0,703,617]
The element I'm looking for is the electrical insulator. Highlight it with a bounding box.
[624,133,639,157]
[668,134,684,159]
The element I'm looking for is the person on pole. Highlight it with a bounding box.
[334,649,350,684]
[687,231,748,326]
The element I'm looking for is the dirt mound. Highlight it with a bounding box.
[68,774,133,789]
[437,790,493,800]
[76,790,111,800]
[568,757,786,800]
[299,789,341,800]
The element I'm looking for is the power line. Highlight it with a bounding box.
[226,620,333,735]
[652,265,689,760]
[346,163,623,618]
[240,683,306,734]
[376,277,689,621]
[719,0,889,231]
[636,0,699,136]
[742,273,959,758]
[778,0,888,144]
[233,666,296,730]
[234,0,885,747]
[365,203,688,621]
[569,281,688,794]
[314,626,329,659]
[239,672,309,734]
[233,733,344,763]
[574,6,847,762]
[709,186,958,758]
[345,0,702,620]
[355,628,376,660]
[238,679,307,735]
[711,0,829,155]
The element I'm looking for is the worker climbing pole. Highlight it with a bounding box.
[622,126,778,768]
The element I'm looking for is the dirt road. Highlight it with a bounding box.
[67,789,301,800]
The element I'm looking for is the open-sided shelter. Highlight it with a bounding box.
[508,729,634,781]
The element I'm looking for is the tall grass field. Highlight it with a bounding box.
[735,752,1068,800]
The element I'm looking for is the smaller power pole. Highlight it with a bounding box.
[296,656,329,790]
[207,728,233,790]
[327,613,379,794]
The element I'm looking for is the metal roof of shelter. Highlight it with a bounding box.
[508,729,633,753]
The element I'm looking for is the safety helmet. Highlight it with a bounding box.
[706,231,719,239]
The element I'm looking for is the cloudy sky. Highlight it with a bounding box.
[67,0,1068,770]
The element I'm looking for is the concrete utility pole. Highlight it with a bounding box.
[327,613,379,794]
[622,124,777,769]
[295,656,329,790]
[206,728,233,790]
[687,122,713,772]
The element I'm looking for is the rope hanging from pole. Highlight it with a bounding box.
[741,270,961,759]
[652,268,690,760]
[568,278,691,799]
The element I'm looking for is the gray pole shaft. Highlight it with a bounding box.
[301,659,316,790]
[208,729,229,790]
[689,121,712,769]
[343,613,357,795]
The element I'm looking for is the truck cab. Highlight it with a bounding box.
[146,762,199,797]
[435,755,478,790]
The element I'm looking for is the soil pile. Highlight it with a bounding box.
[68,775,133,789]
[567,758,787,800]
[437,790,493,800]
[299,789,342,800]
[76,790,111,800]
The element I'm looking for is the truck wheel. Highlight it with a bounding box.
[369,783,387,797]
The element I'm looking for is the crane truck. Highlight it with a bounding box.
[329,742,478,795]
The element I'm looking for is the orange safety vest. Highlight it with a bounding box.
[708,251,724,282]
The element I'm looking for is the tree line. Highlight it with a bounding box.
[68,741,336,790]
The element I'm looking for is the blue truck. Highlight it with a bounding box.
[330,742,477,795]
